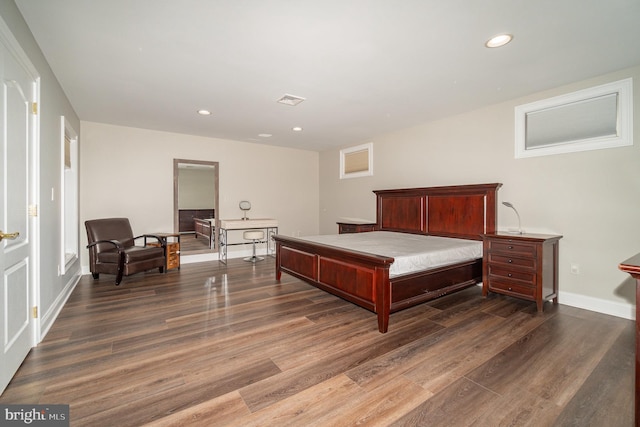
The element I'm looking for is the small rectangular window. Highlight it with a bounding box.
[340,142,373,179]
[515,78,633,158]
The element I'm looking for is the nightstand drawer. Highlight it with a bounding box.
[488,240,536,257]
[488,265,535,282]
[488,279,536,299]
[488,253,536,269]
[148,239,180,270]
[167,255,180,269]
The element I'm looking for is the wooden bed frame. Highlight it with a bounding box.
[194,218,214,248]
[273,183,502,333]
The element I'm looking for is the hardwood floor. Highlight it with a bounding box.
[180,233,213,252]
[0,258,634,426]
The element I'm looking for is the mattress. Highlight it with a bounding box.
[299,231,482,278]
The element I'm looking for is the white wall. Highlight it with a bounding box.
[0,0,82,337]
[80,121,319,266]
[319,66,640,318]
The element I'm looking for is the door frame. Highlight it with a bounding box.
[173,159,219,254]
[0,15,41,346]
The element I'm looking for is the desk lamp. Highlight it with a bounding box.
[502,201,523,234]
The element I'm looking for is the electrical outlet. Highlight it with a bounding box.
[570,264,580,274]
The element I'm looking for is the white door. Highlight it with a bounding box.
[0,34,37,395]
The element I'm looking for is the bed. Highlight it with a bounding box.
[194,218,215,248]
[273,183,501,333]
[178,208,214,232]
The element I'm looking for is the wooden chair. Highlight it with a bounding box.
[85,218,166,285]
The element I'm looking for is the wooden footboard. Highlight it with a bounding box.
[274,234,482,332]
[194,218,213,247]
[274,183,500,333]
[274,235,394,332]
[389,259,482,311]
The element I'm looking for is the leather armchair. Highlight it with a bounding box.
[85,218,166,285]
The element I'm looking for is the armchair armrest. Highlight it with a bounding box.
[87,239,127,285]
[87,239,125,250]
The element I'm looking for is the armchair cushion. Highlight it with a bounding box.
[98,245,165,264]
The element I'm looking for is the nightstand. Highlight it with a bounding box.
[482,232,562,311]
[336,221,377,234]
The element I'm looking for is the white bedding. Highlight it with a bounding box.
[299,231,482,278]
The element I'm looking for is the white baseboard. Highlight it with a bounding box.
[181,248,257,264]
[80,248,257,272]
[39,272,81,341]
[559,290,635,321]
[181,252,218,264]
[476,282,634,320]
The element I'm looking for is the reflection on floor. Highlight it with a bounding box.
[180,233,212,252]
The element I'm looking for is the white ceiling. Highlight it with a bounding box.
[15,0,640,152]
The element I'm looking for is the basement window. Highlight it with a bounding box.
[340,142,373,179]
[515,78,633,158]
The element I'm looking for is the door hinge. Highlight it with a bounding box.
[32,306,38,318]
[29,205,38,217]
[31,102,38,115]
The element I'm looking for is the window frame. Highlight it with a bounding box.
[60,116,79,274]
[515,78,633,158]
[340,142,373,179]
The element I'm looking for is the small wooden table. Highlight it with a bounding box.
[619,253,640,426]
[146,233,180,270]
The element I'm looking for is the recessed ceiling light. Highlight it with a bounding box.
[197,109,212,116]
[277,94,306,106]
[292,127,303,132]
[485,34,513,48]
[258,133,272,138]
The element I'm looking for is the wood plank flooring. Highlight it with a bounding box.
[0,258,634,426]
[180,233,213,252]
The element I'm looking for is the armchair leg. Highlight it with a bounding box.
[115,251,126,286]
[92,273,99,279]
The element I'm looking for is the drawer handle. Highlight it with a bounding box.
[508,273,513,277]
[508,287,513,291]
[508,246,514,249]
[508,259,513,263]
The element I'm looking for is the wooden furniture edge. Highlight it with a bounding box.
[619,252,640,426]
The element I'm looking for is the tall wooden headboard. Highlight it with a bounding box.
[374,183,502,240]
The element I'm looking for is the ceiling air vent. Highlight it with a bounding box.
[277,94,306,106]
